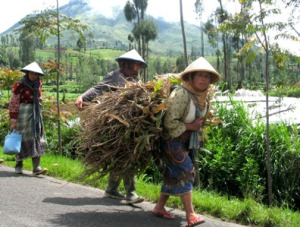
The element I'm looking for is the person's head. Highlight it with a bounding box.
[28,71,40,82]
[180,57,221,92]
[115,49,147,78]
[21,62,44,81]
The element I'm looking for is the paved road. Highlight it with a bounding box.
[0,165,246,227]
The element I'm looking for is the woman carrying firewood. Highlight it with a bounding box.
[152,57,221,227]
[75,49,147,205]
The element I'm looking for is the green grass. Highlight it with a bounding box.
[36,47,179,68]
[1,150,299,227]
[43,91,81,102]
[35,48,126,62]
[36,49,56,59]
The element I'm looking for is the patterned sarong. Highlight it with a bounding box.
[16,103,46,161]
[160,133,195,196]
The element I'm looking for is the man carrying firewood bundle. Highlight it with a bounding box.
[75,49,147,205]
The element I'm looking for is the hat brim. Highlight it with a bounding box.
[115,57,148,68]
[180,69,220,84]
[21,69,44,76]
[20,62,45,76]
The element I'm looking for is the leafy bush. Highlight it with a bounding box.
[41,99,81,159]
[199,98,300,209]
[0,101,10,144]
[270,83,300,98]
[44,116,81,159]
[286,88,300,97]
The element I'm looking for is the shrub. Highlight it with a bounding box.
[44,116,81,159]
[199,98,300,209]
[0,104,10,144]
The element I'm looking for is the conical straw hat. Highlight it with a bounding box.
[180,57,220,84]
[21,62,45,76]
[115,49,147,68]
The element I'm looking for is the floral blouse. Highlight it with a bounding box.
[9,81,42,119]
[163,88,193,139]
[163,87,209,140]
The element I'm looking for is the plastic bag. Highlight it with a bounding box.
[3,130,22,155]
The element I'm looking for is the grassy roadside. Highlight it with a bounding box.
[1,151,299,227]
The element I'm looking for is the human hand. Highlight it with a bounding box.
[10,118,17,132]
[75,96,83,110]
[185,117,203,131]
[192,117,203,131]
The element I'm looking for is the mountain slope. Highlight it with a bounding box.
[1,0,214,55]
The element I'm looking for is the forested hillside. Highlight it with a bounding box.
[0,0,299,92]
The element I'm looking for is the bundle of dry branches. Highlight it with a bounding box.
[78,77,175,180]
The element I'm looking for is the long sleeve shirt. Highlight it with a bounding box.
[9,81,42,119]
[163,87,209,140]
[163,88,192,139]
[81,70,138,102]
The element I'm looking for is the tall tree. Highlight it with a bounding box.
[55,0,62,155]
[124,0,157,81]
[136,19,157,81]
[204,18,221,73]
[256,0,273,206]
[128,34,135,50]
[220,0,253,89]
[228,0,297,206]
[282,0,300,38]
[88,31,94,57]
[195,0,205,56]
[76,37,84,52]
[216,0,232,90]
[19,30,35,66]
[124,0,147,55]
[180,0,188,67]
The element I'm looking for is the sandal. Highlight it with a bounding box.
[151,209,175,219]
[186,216,205,227]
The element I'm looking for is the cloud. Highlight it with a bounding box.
[86,0,204,25]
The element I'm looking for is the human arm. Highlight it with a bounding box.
[75,71,126,110]
[75,79,109,110]
[75,95,84,109]
[163,88,190,138]
[10,119,17,131]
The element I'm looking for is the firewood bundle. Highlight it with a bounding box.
[78,76,177,180]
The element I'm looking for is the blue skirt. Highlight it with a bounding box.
[160,139,195,196]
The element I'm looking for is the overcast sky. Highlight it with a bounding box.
[0,0,221,33]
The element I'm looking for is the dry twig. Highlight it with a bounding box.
[78,78,174,180]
